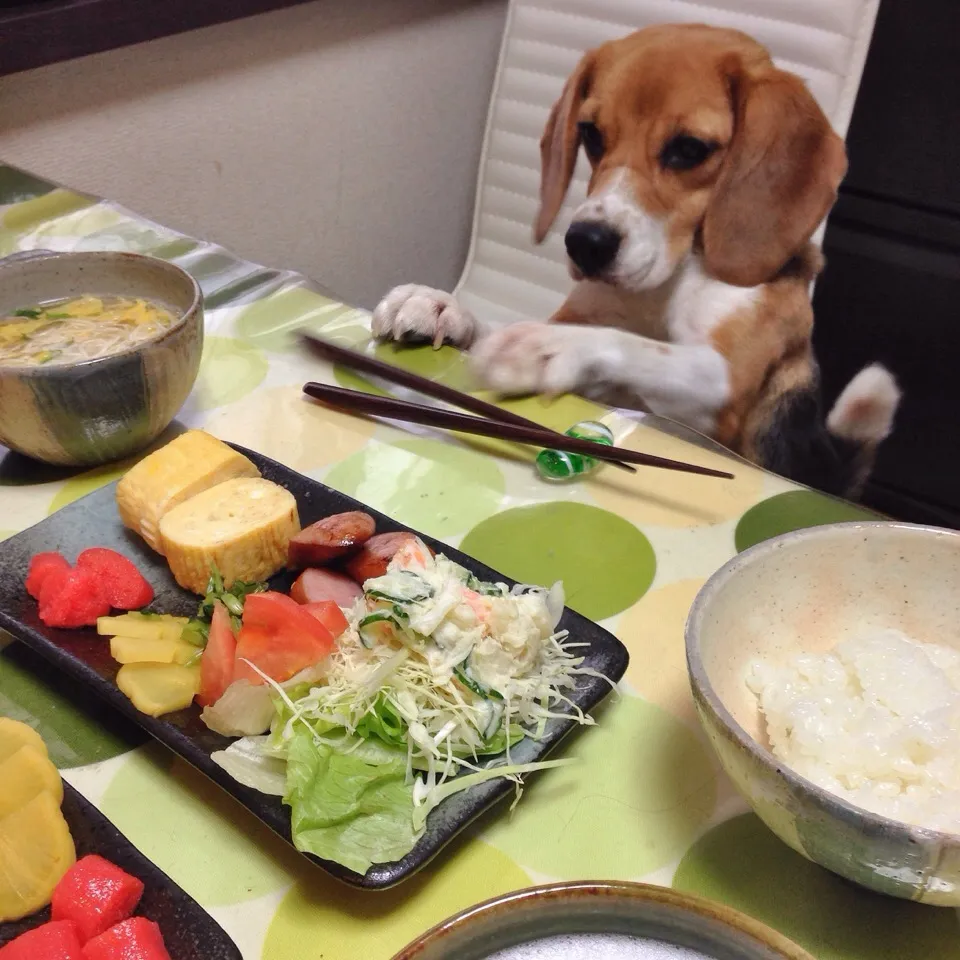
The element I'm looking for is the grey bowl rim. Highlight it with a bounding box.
[389,879,815,960]
[685,519,960,849]
[0,249,203,377]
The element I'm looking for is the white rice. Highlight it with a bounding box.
[747,628,960,834]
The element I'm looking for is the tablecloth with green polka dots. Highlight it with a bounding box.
[0,164,954,960]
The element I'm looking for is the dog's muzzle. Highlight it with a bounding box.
[565,221,622,278]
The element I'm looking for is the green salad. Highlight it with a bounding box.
[208,537,604,874]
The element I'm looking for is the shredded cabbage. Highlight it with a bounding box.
[209,536,606,874]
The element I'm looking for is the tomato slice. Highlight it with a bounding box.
[196,602,236,707]
[233,592,335,685]
[301,601,349,639]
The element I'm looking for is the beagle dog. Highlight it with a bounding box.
[371,24,901,497]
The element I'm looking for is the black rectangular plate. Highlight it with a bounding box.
[0,445,629,888]
[0,780,242,956]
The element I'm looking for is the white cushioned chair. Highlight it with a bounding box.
[452,0,880,329]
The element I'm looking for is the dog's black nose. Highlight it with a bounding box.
[565,221,622,276]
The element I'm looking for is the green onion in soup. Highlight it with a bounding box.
[0,295,178,367]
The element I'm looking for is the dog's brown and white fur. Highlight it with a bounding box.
[372,24,901,496]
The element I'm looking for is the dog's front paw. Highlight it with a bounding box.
[371,285,478,348]
[471,322,609,396]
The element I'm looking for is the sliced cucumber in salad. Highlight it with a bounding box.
[357,609,410,648]
[363,571,434,604]
[454,656,504,701]
[476,698,505,740]
[464,573,506,597]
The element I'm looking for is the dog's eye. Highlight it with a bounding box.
[660,134,716,171]
[578,121,605,161]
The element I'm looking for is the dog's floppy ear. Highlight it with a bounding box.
[534,51,596,244]
[702,66,847,287]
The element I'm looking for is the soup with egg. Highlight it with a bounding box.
[0,294,178,367]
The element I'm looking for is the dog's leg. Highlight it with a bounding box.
[471,321,730,435]
[372,285,489,349]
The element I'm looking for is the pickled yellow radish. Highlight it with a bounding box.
[0,746,63,819]
[0,777,75,921]
[97,614,185,643]
[125,611,188,624]
[109,633,197,666]
[116,662,201,717]
[0,717,48,764]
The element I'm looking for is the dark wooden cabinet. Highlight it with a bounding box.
[813,0,960,526]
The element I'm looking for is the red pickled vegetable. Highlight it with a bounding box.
[80,918,171,960]
[0,920,84,960]
[76,548,153,611]
[25,552,70,600]
[51,854,145,944]
[37,567,110,629]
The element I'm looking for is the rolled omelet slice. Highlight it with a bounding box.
[159,477,300,594]
[117,430,261,554]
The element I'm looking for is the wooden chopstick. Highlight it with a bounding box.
[302,381,735,480]
[298,332,638,472]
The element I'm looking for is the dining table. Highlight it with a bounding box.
[0,162,954,960]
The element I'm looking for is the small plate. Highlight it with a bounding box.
[391,881,813,960]
[0,780,241,956]
[0,446,629,888]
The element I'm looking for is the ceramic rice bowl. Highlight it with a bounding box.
[686,521,960,905]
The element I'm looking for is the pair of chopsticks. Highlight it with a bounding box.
[300,333,734,480]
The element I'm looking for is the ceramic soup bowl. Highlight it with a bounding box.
[0,250,202,467]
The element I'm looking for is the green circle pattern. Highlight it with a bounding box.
[324,437,505,539]
[262,840,530,960]
[99,746,300,906]
[459,502,656,621]
[373,342,476,392]
[2,189,92,231]
[235,287,361,353]
[484,694,716,879]
[735,490,879,553]
[673,814,960,959]
[0,637,143,768]
[0,166,57,205]
[192,336,269,412]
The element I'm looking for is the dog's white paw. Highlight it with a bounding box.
[371,285,478,348]
[471,322,613,396]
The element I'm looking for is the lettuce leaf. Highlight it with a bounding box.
[283,730,421,875]
[210,735,287,795]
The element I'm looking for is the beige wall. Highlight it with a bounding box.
[0,0,507,308]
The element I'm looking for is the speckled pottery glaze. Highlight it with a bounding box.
[686,521,960,905]
[0,250,202,466]
[391,881,813,959]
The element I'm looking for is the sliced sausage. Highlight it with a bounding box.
[290,568,364,608]
[288,511,376,569]
[343,531,426,583]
